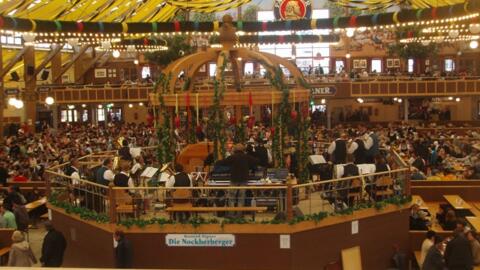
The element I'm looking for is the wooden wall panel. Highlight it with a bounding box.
[51,207,409,270]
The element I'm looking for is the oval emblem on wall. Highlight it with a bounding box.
[274,0,312,21]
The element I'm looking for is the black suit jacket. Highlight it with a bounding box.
[445,234,473,269]
[216,151,258,185]
[41,229,67,267]
[422,246,445,270]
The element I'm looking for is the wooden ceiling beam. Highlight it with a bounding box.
[0,47,27,79]
[28,43,64,82]
[52,45,90,83]
[75,50,107,83]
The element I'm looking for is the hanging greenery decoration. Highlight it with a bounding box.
[208,53,228,161]
[155,73,175,165]
[295,102,311,183]
[265,66,291,168]
[388,42,438,60]
[187,107,197,144]
[234,119,246,144]
[144,35,194,68]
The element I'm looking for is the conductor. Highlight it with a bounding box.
[215,144,258,214]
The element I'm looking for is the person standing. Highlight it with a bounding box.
[7,230,37,267]
[327,133,348,164]
[422,235,446,270]
[114,230,133,269]
[0,161,9,186]
[12,198,29,233]
[445,228,474,270]
[420,230,436,268]
[255,139,270,168]
[114,161,135,190]
[467,230,480,266]
[347,136,368,164]
[96,158,115,186]
[365,130,379,163]
[40,221,67,267]
[215,144,258,212]
[166,164,192,188]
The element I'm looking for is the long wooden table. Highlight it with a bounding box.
[411,195,429,211]
[443,195,472,210]
[466,216,480,231]
[25,197,47,213]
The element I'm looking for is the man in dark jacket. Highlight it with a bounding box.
[445,229,473,270]
[40,221,67,267]
[215,144,259,186]
[12,196,29,232]
[114,230,133,269]
[255,139,269,168]
[118,140,132,161]
[422,235,446,270]
[215,144,258,213]
[0,161,8,186]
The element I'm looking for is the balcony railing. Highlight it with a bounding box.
[34,77,480,104]
[44,148,410,226]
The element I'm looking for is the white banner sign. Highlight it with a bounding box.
[166,234,235,247]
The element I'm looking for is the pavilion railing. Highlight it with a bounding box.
[44,160,410,225]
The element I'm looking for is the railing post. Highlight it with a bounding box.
[45,172,52,197]
[108,183,117,224]
[286,180,293,222]
[405,167,412,197]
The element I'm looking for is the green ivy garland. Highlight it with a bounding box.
[48,191,411,228]
[155,73,175,165]
[187,107,197,144]
[49,192,110,223]
[208,53,228,161]
[234,120,246,144]
[265,66,291,168]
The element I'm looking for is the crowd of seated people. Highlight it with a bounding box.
[0,122,159,187]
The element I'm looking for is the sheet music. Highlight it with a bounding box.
[141,167,158,178]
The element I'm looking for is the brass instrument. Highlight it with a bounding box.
[113,156,119,170]
[160,162,176,177]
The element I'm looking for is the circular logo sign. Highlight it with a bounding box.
[274,0,311,21]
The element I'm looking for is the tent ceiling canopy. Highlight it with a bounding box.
[0,0,252,23]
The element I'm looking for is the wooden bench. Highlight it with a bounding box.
[166,206,268,212]
[166,206,268,220]
[0,247,10,265]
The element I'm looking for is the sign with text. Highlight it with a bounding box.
[166,234,235,247]
[311,86,336,96]
[4,88,19,95]
[37,86,51,93]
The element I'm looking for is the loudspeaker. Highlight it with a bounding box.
[27,65,35,76]
[40,70,49,80]
[10,71,19,81]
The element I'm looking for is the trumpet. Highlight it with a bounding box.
[160,162,176,177]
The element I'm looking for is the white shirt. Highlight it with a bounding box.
[327,140,339,154]
[347,141,359,154]
[131,163,143,175]
[348,139,374,157]
[364,134,374,150]
[103,169,115,182]
[420,238,434,267]
[70,166,80,185]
